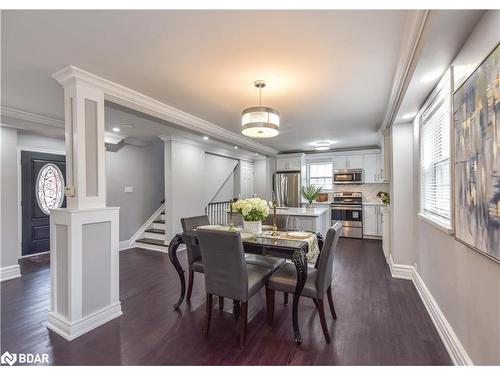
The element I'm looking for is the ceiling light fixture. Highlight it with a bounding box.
[241,80,280,138]
[203,136,209,140]
[112,127,121,132]
[234,146,238,149]
[315,141,331,151]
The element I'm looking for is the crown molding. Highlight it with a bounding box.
[104,131,126,145]
[380,9,429,130]
[53,66,278,156]
[1,106,64,128]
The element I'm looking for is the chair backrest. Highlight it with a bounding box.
[196,229,249,301]
[316,222,342,297]
[262,215,289,230]
[181,215,209,266]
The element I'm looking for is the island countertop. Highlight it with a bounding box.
[275,206,330,217]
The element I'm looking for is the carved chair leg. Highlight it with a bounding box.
[283,292,288,305]
[327,285,337,320]
[266,287,275,326]
[187,270,194,300]
[239,301,248,347]
[317,299,331,344]
[205,294,213,337]
[218,296,224,311]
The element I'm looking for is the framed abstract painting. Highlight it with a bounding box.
[453,42,500,263]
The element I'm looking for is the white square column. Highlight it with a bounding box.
[47,67,122,341]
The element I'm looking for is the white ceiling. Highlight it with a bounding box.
[1,10,410,152]
[395,10,485,123]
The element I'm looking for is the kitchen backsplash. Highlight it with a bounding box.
[328,183,390,203]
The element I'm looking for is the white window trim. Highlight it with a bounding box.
[416,68,455,235]
[306,161,333,192]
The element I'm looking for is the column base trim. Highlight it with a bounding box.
[1,265,21,282]
[47,302,122,341]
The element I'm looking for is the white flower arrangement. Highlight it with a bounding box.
[232,197,271,222]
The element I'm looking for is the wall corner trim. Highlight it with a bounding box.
[388,256,474,366]
[0,265,21,282]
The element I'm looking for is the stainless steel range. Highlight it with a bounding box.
[331,192,363,239]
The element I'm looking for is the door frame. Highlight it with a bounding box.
[17,146,65,260]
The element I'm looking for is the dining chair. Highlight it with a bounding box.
[197,229,273,346]
[181,215,223,309]
[266,222,342,343]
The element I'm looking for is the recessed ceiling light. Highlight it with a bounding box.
[112,127,120,132]
[420,70,442,83]
[315,141,331,151]
[203,136,209,140]
[234,146,238,149]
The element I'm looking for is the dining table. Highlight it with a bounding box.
[167,228,324,345]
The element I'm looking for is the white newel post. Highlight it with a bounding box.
[47,67,122,340]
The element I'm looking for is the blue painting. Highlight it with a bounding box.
[453,43,500,263]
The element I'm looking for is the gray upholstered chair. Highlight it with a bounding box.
[181,216,211,302]
[181,215,283,308]
[197,229,273,346]
[266,222,342,343]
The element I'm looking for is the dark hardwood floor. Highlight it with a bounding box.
[1,238,451,365]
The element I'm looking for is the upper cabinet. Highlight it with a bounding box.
[276,154,305,172]
[332,155,363,170]
[363,153,380,183]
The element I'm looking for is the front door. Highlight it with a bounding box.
[21,151,66,256]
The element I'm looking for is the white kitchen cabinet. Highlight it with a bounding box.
[333,156,348,170]
[333,154,364,170]
[348,155,364,169]
[363,204,383,238]
[363,154,379,183]
[276,154,304,171]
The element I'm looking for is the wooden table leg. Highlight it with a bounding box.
[168,233,186,310]
[292,249,308,345]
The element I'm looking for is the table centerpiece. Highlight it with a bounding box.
[232,197,271,234]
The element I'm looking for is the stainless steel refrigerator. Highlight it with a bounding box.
[273,172,301,207]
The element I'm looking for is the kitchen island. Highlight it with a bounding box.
[275,206,330,237]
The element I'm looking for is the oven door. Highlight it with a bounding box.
[331,206,363,238]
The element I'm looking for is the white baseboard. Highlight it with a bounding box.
[1,265,21,282]
[47,302,122,341]
[119,240,133,251]
[412,271,473,366]
[388,256,473,366]
[388,255,413,280]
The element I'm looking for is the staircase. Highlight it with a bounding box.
[133,210,169,253]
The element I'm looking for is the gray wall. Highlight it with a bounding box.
[402,10,500,365]
[0,127,19,269]
[106,139,164,241]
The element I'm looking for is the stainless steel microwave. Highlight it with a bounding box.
[333,169,363,184]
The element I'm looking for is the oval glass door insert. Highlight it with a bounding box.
[36,163,65,215]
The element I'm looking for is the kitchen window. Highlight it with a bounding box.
[307,162,333,191]
[418,69,453,232]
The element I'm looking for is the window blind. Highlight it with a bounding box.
[308,162,333,191]
[419,71,451,223]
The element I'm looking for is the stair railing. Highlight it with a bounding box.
[205,200,231,225]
